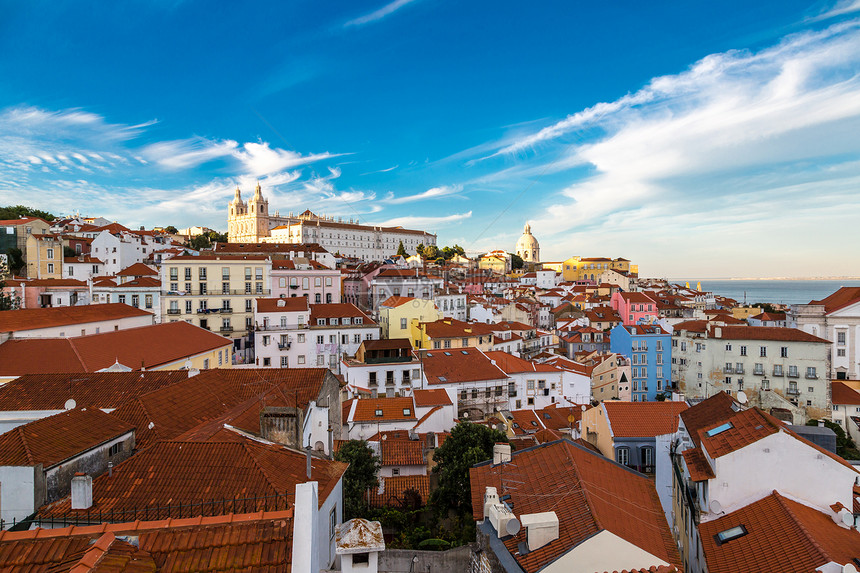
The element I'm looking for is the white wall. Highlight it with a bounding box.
[303,401,332,455]
[10,314,154,339]
[654,433,674,527]
[541,529,670,573]
[0,466,36,528]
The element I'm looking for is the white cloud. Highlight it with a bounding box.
[374,211,472,229]
[141,137,238,170]
[344,0,419,27]
[233,141,338,177]
[812,0,860,21]
[384,184,462,204]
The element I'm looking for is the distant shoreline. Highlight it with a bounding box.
[668,277,860,281]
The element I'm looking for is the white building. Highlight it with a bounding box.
[672,324,830,422]
[90,229,173,276]
[791,287,860,380]
[62,255,104,280]
[254,299,380,371]
[369,269,444,312]
[341,339,421,398]
[434,288,467,321]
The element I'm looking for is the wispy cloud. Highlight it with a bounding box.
[811,0,860,21]
[141,137,238,170]
[384,184,462,204]
[373,211,472,229]
[344,0,419,27]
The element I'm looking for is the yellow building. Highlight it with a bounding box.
[378,296,442,340]
[732,306,763,320]
[478,250,511,273]
[25,233,66,279]
[411,318,495,351]
[160,255,271,339]
[561,256,637,282]
[227,183,271,243]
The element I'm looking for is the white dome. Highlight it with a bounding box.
[515,223,540,262]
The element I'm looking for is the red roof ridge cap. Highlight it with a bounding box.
[239,440,285,493]
[67,338,91,372]
[16,425,35,465]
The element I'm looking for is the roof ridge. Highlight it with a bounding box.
[68,532,117,573]
[241,440,287,493]
[16,425,35,465]
[66,338,90,372]
[771,492,830,564]
[562,441,602,534]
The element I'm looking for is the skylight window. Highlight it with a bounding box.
[403,408,411,416]
[715,525,747,545]
[438,376,447,382]
[706,422,734,437]
[461,350,469,355]
[375,409,383,417]
[444,352,451,356]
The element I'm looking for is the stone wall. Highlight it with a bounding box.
[377,545,474,573]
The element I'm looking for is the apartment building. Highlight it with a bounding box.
[610,324,673,402]
[792,287,860,380]
[369,269,444,312]
[270,258,342,303]
[160,255,271,344]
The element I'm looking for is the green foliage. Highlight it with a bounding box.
[6,248,24,274]
[423,245,439,259]
[416,243,425,256]
[510,252,524,269]
[430,421,508,514]
[187,235,210,251]
[752,303,781,313]
[207,230,228,243]
[63,246,76,258]
[0,280,20,310]
[164,226,179,234]
[440,245,466,260]
[334,440,380,520]
[806,419,860,460]
[0,205,55,222]
[396,240,408,257]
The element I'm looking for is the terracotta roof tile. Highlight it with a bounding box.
[697,407,781,458]
[39,438,346,519]
[809,286,860,314]
[412,389,452,407]
[470,440,680,573]
[0,408,133,468]
[420,347,508,385]
[115,263,158,277]
[0,322,231,376]
[421,318,496,339]
[832,382,860,405]
[483,351,560,374]
[679,392,739,447]
[310,303,376,325]
[0,372,185,411]
[603,401,689,438]
[681,448,715,482]
[379,295,418,308]
[255,297,309,313]
[367,475,429,508]
[0,510,294,572]
[708,325,830,344]
[352,397,416,423]
[699,491,860,573]
[0,303,153,333]
[379,439,425,466]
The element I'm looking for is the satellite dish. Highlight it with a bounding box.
[64,398,77,410]
[842,510,854,527]
[148,422,155,430]
[737,391,748,405]
[581,404,587,411]
[709,499,723,514]
[505,518,521,536]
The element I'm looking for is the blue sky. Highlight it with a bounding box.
[2,0,860,278]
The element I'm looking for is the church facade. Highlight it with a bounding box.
[227,183,437,261]
[515,223,540,263]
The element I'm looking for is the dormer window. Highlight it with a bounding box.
[355,317,362,324]
[330,318,339,326]
[317,319,325,326]
[375,409,383,417]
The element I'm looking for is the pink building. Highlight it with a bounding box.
[2,278,90,308]
[270,259,342,304]
[611,291,658,326]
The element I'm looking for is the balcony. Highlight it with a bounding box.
[787,387,800,396]
[220,307,233,314]
[735,367,744,375]
[167,309,181,315]
[278,343,291,350]
[772,369,784,377]
[805,373,819,379]
[753,368,765,376]
[723,367,733,374]
[788,371,799,378]
[219,326,234,334]
[166,289,271,296]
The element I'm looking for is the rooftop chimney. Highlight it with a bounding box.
[306,445,313,479]
[71,473,93,510]
[291,482,320,573]
[493,443,512,465]
[521,511,559,551]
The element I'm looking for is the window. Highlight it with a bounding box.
[330,508,337,540]
[740,345,747,356]
[317,335,324,344]
[806,367,817,379]
[298,355,305,364]
[47,248,54,259]
[131,295,139,308]
[808,387,815,393]
[773,365,783,376]
[780,347,788,358]
[837,331,846,345]
[145,294,152,309]
[527,397,534,406]
[118,294,126,304]
[317,355,325,366]
[68,266,74,276]
[642,446,654,468]
[761,379,770,390]
[400,318,408,330]
[281,356,289,367]
[203,359,210,369]
[302,278,309,290]
[185,300,192,314]
[108,443,122,457]
[47,263,54,273]
[199,267,207,279]
[298,333,305,343]
[263,357,271,366]
[706,422,734,437]
[760,346,767,357]
[616,447,629,466]
[725,343,732,351]
[715,525,748,545]
[837,349,846,357]
[170,267,178,280]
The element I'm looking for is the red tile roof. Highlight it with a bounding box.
[603,401,689,438]
[508,409,544,434]
[470,440,680,573]
[367,475,429,509]
[111,368,332,449]
[672,320,709,333]
[534,404,587,431]
[351,397,416,422]
[379,295,418,308]
[618,292,656,304]
[40,437,347,519]
[0,408,133,468]
[0,371,185,412]
[679,392,739,447]
[0,216,50,226]
[697,407,780,458]
[420,347,508,385]
[681,448,715,482]
[809,286,860,314]
[708,325,830,344]
[63,255,104,264]
[116,263,158,276]
[0,510,294,572]
[412,389,452,407]
[0,303,153,333]
[0,322,231,376]
[699,491,860,573]
[114,277,161,289]
[484,351,560,374]
[255,297,309,313]
[214,241,328,253]
[310,303,376,324]
[421,318,496,339]
[379,439,425,466]
[831,382,860,405]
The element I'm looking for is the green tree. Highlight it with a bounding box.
[0,205,55,222]
[335,440,380,519]
[63,246,76,258]
[164,225,179,234]
[6,248,24,274]
[416,243,425,257]
[424,245,439,259]
[396,240,408,257]
[207,230,228,243]
[0,280,20,310]
[509,252,524,270]
[187,234,211,251]
[806,419,860,460]
[430,422,508,514]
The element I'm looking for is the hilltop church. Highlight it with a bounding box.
[227,183,436,261]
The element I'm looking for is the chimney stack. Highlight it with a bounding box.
[291,482,320,573]
[493,443,512,465]
[71,473,93,510]
[306,445,313,479]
